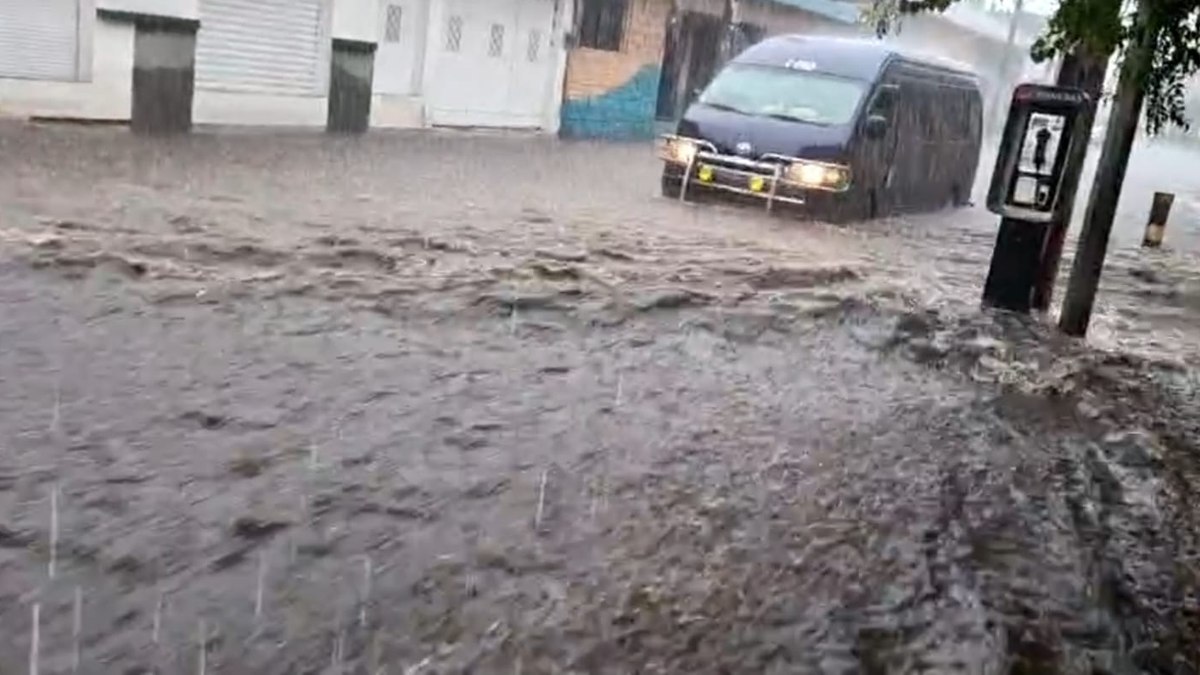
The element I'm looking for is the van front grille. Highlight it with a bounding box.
[695,151,785,177]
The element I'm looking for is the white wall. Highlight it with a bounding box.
[96,0,198,18]
[371,95,424,127]
[334,0,376,41]
[544,0,571,133]
[193,91,328,126]
[0,17,133,120]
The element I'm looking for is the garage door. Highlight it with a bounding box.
[426,0,559,128]
[0,0,79,81]
[196,0,326,95]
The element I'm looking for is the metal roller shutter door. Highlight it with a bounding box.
[0,0,79,81]
[196,0,324,95]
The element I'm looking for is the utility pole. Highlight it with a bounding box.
[1059,0,1155,336]
[990,0,1024,131]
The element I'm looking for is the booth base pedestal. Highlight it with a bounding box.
[982,217,1050,313]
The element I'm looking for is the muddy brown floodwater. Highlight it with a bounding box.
[1,123,1200,673]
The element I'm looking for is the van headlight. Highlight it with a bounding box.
[659,137,700,165]
[787,161,851,191]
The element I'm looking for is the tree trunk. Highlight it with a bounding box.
[1029,47,1109,311]
[1059,0,1154,336]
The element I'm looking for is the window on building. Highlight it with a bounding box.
[445,15,463,52]
[384,5,403,43]
[527,30,542,62]
[489,23,505,57]
[578,0,628,52]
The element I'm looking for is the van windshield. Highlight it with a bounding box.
[698,64,867,126]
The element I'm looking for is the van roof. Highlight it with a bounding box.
[732,35,980,83]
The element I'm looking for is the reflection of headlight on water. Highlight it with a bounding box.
[787,161,850,191]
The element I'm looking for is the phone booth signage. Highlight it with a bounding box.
[986,84,1091,223]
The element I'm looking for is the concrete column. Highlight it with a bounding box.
[98,10,199,134]
[327,39,377,134]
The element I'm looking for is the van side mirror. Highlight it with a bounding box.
[870,84,899,115]
[865,114,889,139]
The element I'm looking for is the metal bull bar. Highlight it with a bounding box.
[665,135,848,213]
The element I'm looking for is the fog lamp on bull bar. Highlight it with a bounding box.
[786,161,851,192]
[697,164,716,183]
[748,175,767,192]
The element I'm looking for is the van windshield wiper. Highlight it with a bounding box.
[701,101,749,115]
[760,112,828,126]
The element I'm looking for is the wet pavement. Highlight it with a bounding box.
[1,122,1200,673]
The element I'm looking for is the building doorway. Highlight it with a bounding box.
[655,11,764,122]
[655,10,723,122]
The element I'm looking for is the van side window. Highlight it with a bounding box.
[918,86,940,140]
[947,89,974,140]
[920,85,971,141]
[968,91,982,138]
[942,89,963,140]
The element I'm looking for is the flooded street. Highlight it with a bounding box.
[2,122,1200,673]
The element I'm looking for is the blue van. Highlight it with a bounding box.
[660,35,983,221]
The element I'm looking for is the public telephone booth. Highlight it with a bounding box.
[982,83,1092,312]
[986,84,1090,223]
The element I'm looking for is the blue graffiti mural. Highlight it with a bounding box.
[560,65,662,140]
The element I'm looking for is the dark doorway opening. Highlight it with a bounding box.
[655,11,729,121]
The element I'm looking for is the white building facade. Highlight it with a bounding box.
[0,0,571,132]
